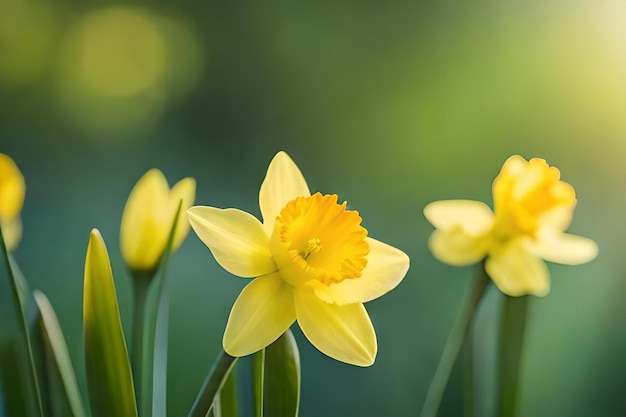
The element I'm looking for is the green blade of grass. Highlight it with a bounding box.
[83,229,137,417]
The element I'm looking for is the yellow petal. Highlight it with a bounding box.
[485,240,550,297]
[294,291,377,366]
[428,227,491,266]
[188,206,277,277]
[0,153,25,220]
[120,169,169,270]
[168,177,196,252]
[313,237,409,305]
[424,200,494,235]
[529,230,598,265]
[223,273,296,356]
[259,151,310,235]
[1,215,22,253]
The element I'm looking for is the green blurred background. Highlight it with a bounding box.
[1,0,625,415]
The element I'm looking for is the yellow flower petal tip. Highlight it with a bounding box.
[0,153,26,252]
[190,151,409,366]
[120,168,196,273]
[259,151,310,234]
[424,155,597,297]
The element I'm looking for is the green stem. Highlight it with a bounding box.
[188,350,237,417]
[497,295,529,417]
[421,263,490,417]
[131,272,152,414]
[462,322,475,417]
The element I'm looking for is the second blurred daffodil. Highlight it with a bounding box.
[120,169,195,274]
[188,151,409,366]
[424,155,598,297]
[0,153,26,252]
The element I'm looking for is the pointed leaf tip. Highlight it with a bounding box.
[84,229,138,417]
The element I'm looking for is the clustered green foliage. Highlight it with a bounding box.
[0,212,300,417]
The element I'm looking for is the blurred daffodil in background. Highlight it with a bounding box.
[424,155,598,296]
[422,155,600,417]
[120,168,195,274]
[188,151,410,366]
[0,153,25,252]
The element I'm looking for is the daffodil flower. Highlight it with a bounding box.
[424,155,598,297]
[120,169,196,273]
[188,151,409,366]
[0,153,26,252]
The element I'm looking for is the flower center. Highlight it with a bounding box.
[302,238,322,260]
[493,157,576,237]
[270,192,370,287]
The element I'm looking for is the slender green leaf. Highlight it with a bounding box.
[32,307,75,417]
[252,349,265,417]
[497,295,529,417]
[151,289,169,417]
[213,366,238,417]
[252,330,301,417]
[138,200,182,417]
[1,231,86,417]
[0,340,29,416]
[34,290,87,417]
[0,225,44,417]
[83,229,137,417]
[188,351,237,417]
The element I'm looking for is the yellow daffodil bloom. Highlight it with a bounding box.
[188,151,410,366]
[424,155,598,297]
[0,153,26,252]
[120,169,195,273]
